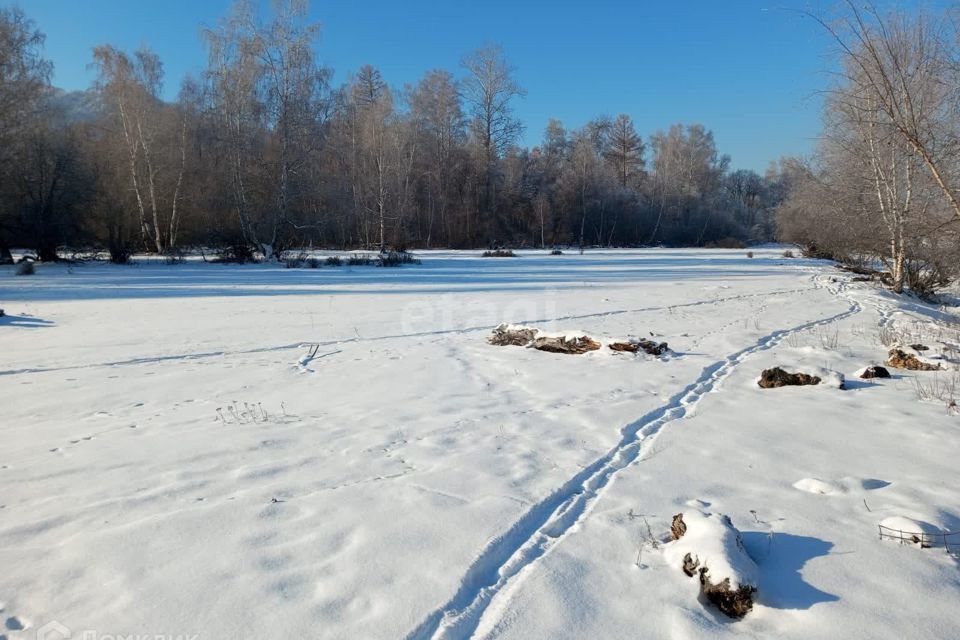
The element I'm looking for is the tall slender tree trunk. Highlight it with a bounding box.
[168,116,186,249]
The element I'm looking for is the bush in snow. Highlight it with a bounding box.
[550,249,563,255]
[704,237,746,249]
[347,254,374,266]
[746,251,754,258]
[284,252,308,268]
[782,249,795,258]
[482,249,515,258]
[110,247,132,264]
[284,254,323,268]
[325,256,343,267]
[214,244,258,264]
[378,251,420,267]
[15,260,35,276]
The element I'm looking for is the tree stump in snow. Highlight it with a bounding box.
[665,511,758,620]
[700,572,757,619]
[860,365,891,379]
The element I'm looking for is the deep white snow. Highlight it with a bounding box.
[1,248,958,640]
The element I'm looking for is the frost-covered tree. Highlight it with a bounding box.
[0,7,51,263]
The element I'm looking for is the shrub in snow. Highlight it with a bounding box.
[378,251,420,267]
[214,245,258,264]
[347,254,374,266]
[109,247,131,264]
[284,253,321,269]
[550,249,563,255]
[704,237,746,249]
[746,251,754,258]
[886,348,942,371]
[782,249,795,258]
[15,260,35,276]
[482,249,515,257]
[666,512,758,619]
[325,256,343,267]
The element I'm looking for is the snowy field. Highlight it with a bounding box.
[1,248,958,640]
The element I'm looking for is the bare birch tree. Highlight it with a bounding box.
[93,45,186,253]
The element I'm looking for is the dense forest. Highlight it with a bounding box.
[0,0,787,262]
[5,1,960,300]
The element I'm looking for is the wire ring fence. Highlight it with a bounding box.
[879,524,959,554]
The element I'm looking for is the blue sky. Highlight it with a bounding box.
[16,0,844,172]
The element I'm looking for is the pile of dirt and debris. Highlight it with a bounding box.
[886,348,942,371]
[758,367,822,388]
[609,338,669,356]
[488,324,601,355]
[531,335,601,354]
[488,325,538,347]
[489,324,673,357]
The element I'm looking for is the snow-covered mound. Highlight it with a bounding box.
[664,511,758,591]
[793,477,844,495]
[879,516,944,547]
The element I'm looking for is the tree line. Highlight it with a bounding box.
[777,1,960,295]
[0,0,786,263]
